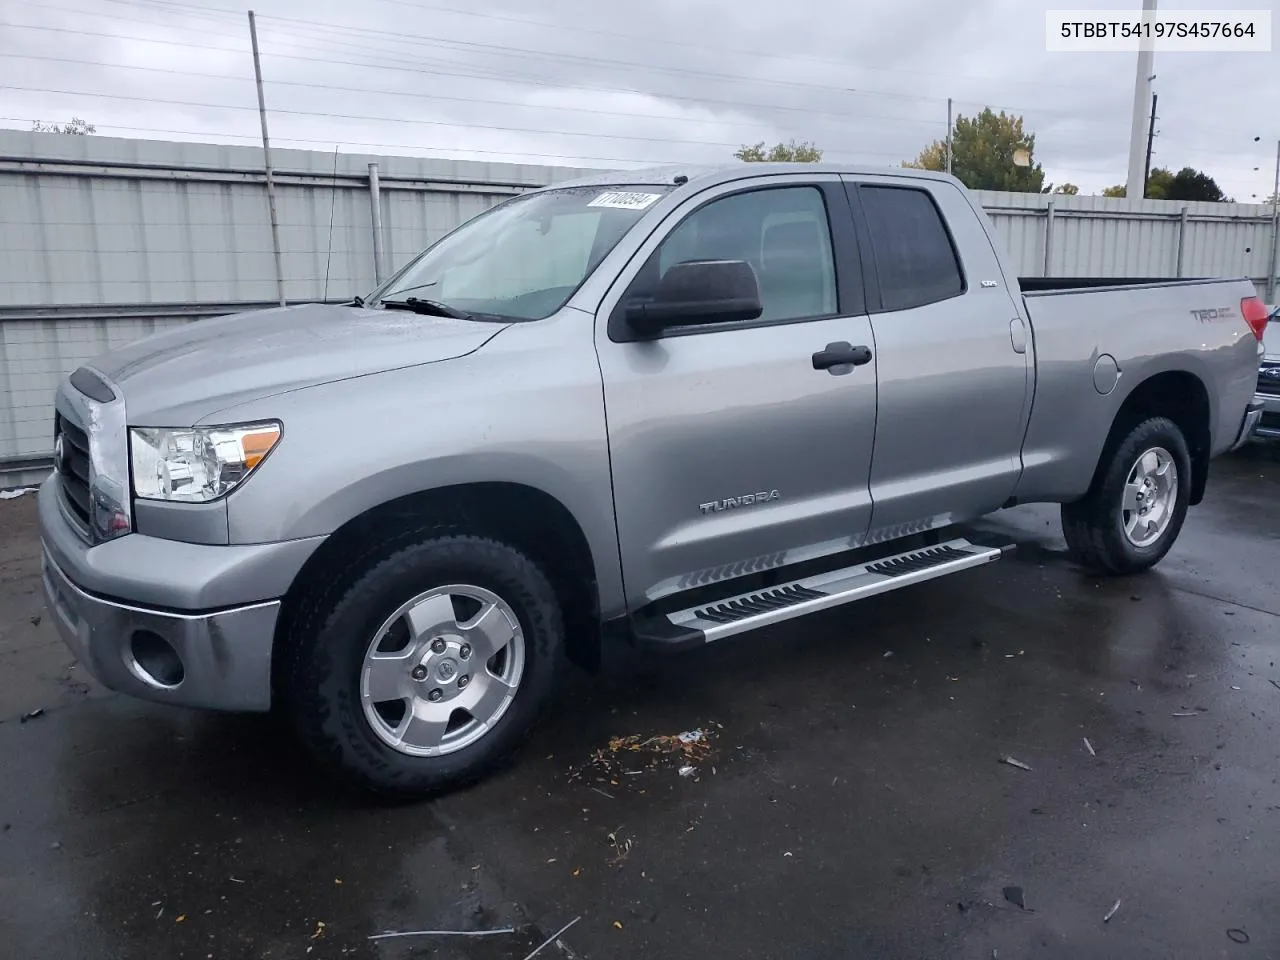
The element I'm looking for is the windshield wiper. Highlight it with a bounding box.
[383,280,439,298]
[350,294,364,307]
[380,297,475,321]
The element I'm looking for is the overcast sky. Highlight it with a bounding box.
[1,0,1276,198]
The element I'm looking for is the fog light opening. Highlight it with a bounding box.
[129,630,185,688]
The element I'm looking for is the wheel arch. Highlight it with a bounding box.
[272,482,604,692]
[1089,369,1212,505]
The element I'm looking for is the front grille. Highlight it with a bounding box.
[1259,366,1280,397]
[55,412,93,533]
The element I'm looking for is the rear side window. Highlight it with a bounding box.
[859,185,964,311]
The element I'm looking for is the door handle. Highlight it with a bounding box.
[1009,316,1027,355]
[812,342,873,371]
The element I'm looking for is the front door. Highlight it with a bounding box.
[595,176,880,609]
[842,176,1032,539]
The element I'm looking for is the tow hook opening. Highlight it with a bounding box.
[129,630,185,688]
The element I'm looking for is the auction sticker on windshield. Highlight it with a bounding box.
[588,191,664,210]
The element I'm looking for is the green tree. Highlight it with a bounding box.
[31,117,95,135]
[1165,167,1229,202]
[904,108,1045,193]
[1047,182,1079,195]
[735,139,823,162]
[1147,168,1176,198]
[1103,166,1228,201]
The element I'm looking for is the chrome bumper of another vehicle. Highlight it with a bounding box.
[1251,392,1280,441]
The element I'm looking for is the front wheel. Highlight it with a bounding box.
[1061,416,1192,576]
[280,534,564,798]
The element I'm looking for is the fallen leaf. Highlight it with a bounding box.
[614,921,623,930]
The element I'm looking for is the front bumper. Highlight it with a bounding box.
[1252,391,1280,440]
[38,475,324,711]
[42,546,281,710]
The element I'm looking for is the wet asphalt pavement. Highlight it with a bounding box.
[2,446,1279,960]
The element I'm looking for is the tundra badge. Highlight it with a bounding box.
[699,490,780,515]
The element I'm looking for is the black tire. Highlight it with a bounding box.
[279,533,563,799]
[1061,416,1192,576]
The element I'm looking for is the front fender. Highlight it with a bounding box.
[211,314,626,617]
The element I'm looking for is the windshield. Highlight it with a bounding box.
[369,184,675,321]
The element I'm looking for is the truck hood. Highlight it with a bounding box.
[86,302,510,424]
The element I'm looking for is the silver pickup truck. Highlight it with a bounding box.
[37,163,1268,797]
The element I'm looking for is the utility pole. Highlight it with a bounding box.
[368,162,386,284]
[248,10,286,307]
[1141,92,1157,199]
[946,98,953,175]
[1269,138,1279,302]
[1125,0,1158,198]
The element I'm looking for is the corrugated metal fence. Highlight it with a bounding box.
[2,129,1278,484]
[972,189,1277,287]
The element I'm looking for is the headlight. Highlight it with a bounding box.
[129,422,281,502]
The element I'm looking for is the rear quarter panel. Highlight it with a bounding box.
[1014,278,1259,503]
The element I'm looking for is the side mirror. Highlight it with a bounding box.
[624,259,763,337]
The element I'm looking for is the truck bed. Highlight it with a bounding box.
[1012,275,1261,504]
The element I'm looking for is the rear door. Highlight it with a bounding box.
[594,175,879,609]
[841,175,1032,538]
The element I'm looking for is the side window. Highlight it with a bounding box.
[859,185,964,312]
[629,186,837,326]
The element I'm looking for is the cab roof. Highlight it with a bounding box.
[547,162,963,191]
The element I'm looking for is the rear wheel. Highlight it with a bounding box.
[281,533,563,798]
[1061,416,1192,575]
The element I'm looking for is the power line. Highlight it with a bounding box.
[20,1,1276,146]
[946,97,1268,142]
[12,1,530,96]
[3,23,948,130]
[2,53,949,135]
[0,86,741,148]
[5,21,247,51]
[5,86,920,158]
[0,20,1166,141]
[15,6,1271,162]
[4,21,899,105]
[2,54,250,84]
[20,9,1268,146]
[8,11,947,105]
[251,13,947,104]
[23,0,523,86]
[0,116,657,163]
[0,115,909,168]
[129,0,1114,97]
